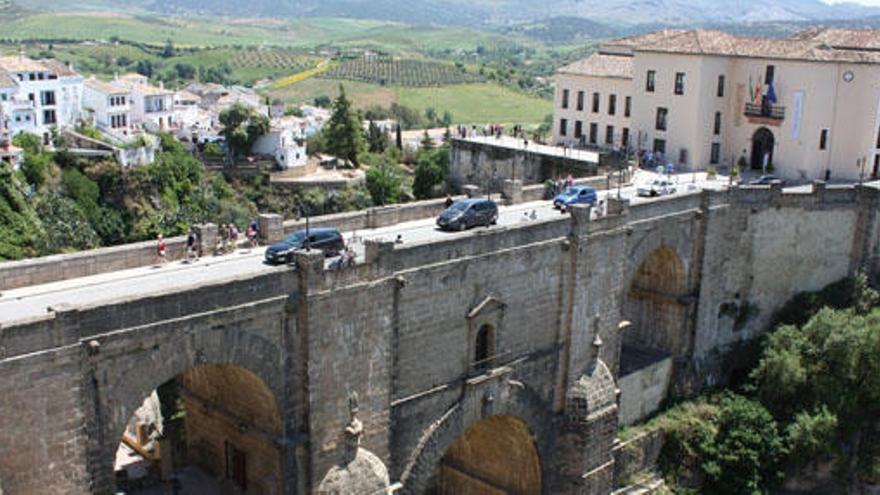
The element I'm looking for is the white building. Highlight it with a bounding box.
[252,120,307,169]
[0,55,84,144]
[117,73,174,132]
[83,77,133,140]
[173,89,214,133]
[554,28,880,181]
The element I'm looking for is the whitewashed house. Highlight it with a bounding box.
[0,55,84,143]
[252,122,307,169]
[117,73,174,132]
[83,77,133,139]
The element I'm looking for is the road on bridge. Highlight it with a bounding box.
[0,172,724,325]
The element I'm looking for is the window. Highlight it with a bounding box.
[874,155,879,179]
[576,91,584,111]
[37,72,44,81]
[28,73,35,81]
[646,70,656,92]
[43,109,56,125]
[625,96,631,117]
[474,324,494,372]
[653,139,666,155]
[819,129,829,150]
[765,65,776,84]
[589,123,598,144]
[559,118,567,136]
[0,93,6,101]
[574,120,583,139]
[679,148,688,165]
[710,143,720,164]
[592,92,600,113]
[606,125,614,145]
[28,93,34,102]
[717,75,725,97]
[714,112,722,135]
[876,124,880,149]
[40,91,55,106]
[655,107,668,131]
[608,94,617,116]
[561,89,569,109]
[674,72,685,95]
[622,128,630,149]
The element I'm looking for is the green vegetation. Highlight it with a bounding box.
[219,103,270,158]
[321,57,483,86]
[412,145,449,199]
[632,274,880,494]
[323,85,365,166]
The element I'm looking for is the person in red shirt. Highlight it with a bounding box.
[156,234,167,265]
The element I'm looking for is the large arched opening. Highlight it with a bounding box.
[623,245,688,357]
[619,245,688,425]
[113,364,282,494]
[427,415,542,495]
[750,127,775,170]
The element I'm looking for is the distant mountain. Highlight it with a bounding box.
[15,0,880,30]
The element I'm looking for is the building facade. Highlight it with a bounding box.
[0,55,83,143]
[555,28,880,181]
[118,73,174,132]
[83,77,133,140]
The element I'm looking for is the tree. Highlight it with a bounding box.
[412,146,448,199]
[752,304,880,492]
[365,160,402,206]
[219,103,270,158]
[395,124,403,150]
[313,95,331,108]
[161,38,175,59]
[420,130,434,150]
[323,85,364,166]
[366,120,386,154]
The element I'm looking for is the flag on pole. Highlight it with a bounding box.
[767,80,778,104]
[748,76,754,104]
[754,78,762,105]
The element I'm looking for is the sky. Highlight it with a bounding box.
[823,0,880,5]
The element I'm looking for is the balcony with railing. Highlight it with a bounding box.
[744,102,785,121]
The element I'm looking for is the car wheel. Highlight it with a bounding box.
[457,222,466,231]
[490,215,498,225]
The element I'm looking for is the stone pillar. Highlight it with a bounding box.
[364,239,395,270]
[462,184,480,198]
[193,223,216,257]
[293,248,325,293]
[259,213,284,243]
[605,196,630,217]
[502,179,523,205]
[568,203,592,235]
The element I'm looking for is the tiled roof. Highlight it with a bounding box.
[85,78,129,95]
[0,56,80,76]
[557,52,633,79]
[790,27,880,50]
[0,70,17,88]
[628,29,880,63]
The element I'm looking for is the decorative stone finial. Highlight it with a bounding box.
[342,392,363,463]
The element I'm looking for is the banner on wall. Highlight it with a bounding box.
[791,91,804,141]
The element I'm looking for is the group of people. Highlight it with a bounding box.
[155,219,261,265]
[552,174,576,195]
[455,124,506,139]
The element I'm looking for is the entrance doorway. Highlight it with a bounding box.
[750,127,775,170]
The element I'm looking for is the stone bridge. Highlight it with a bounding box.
[0,182,878,495]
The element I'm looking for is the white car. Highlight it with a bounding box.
[637,178,677,197]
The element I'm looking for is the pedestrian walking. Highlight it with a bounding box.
[185,229,198,262]
[565,174,574,188]
[228,223,240,252]
[395,234,404,244]
[218,223,229,254]
[156,234,167,265]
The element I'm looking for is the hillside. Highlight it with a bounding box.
[20,0,880,28]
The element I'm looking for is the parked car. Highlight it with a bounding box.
[437,198,498,231]
[637,178,677,197]
[264,227,344,264]
[553,185,598,210]
[749,175,785,186]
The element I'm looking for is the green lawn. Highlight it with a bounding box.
[399,84,551,125]
[268,78,551,126]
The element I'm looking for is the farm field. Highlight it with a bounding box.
[320,58,483,86]
[268,78,551,125]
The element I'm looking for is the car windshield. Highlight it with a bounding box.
[563,187,579,195]
[284,232,307,244]
[448,201,470,212]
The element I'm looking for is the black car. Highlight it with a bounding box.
[264,227,344,264]
[436,198,498,231]
[749,175,784,186]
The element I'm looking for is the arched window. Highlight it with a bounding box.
[475,324,494,371]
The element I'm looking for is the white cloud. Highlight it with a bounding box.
[823,0,880,5]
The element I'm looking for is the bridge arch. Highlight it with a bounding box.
[90,325,286,492]
[623,243,690,357]
[399,381,556,494]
